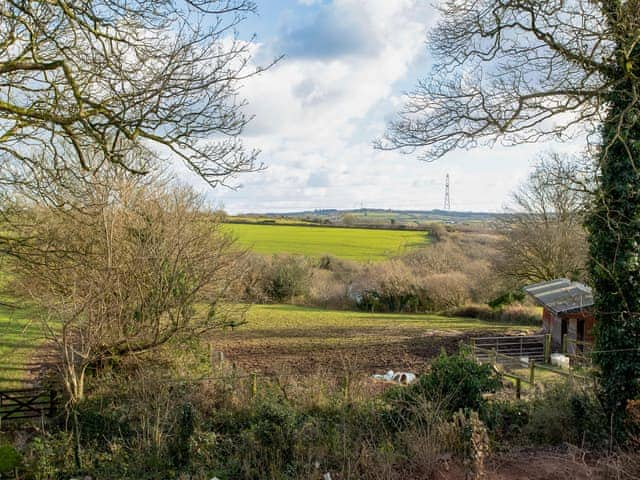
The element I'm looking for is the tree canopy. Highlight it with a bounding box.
[380,0,640,427]
[378,0,636,159]
[0,0,270,193]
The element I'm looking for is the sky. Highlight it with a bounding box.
[193,0,578,214]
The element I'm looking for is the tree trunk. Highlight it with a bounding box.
[586,60,640,427]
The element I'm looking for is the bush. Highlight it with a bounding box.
[307,268,353,309]
[264,255,311,302]
[447,303,496,320]
[488,291,526,309]
[446,303,540,325]
[427,223,448,242]
[354,261,424,312]
[480,400,530,442]
[240,399,300,477]
[499,304,540,325]
[0,444,22,474]
[522,383,608,446]
[386,351,501,424]
[421,272,472,310]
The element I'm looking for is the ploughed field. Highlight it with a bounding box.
[223,223,429,260]
[208,304,536,376]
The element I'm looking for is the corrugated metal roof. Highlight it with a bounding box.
[523,278,594,314]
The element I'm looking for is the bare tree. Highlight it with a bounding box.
[0,1,273,193]
[378,0,640,423]
[6,173,246,403]
[495,153,589,284]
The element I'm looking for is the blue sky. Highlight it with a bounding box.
[195,0,577,214]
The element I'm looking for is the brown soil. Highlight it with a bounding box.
[210,329,492,376]
[436,448,610,479]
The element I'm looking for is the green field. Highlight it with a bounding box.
[0,304,45,389]
[0,302,537,388]
[224,223,429,260]
[243,304,534,332]
[209,304,535,375]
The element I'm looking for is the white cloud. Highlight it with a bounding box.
[201,1,559,214]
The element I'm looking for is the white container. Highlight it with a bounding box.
[551,353,570,369]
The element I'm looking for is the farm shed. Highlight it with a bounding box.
[524,278,595,354]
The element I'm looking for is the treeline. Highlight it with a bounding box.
[235,225,537,322]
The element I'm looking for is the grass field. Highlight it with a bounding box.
[0,303,45,389]
[208,304,536,375]
[224,223,429,260]
[0,302,538,390]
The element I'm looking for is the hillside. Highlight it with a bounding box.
[236,208,500,226]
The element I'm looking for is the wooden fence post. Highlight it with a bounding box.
[490,348,497,367]
[516,378,521,400]
[529,359,535,386]
[470,338,476,360]
[544,334,552,364]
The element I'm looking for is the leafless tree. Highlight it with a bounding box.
[378,0,640,421]
[0,1,273,194]
[495,153,590,284]
[5,172,246,403]
[377,1,625,157]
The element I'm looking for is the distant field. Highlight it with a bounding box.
[209,304,535,375]
[224,223,429,260]
[0,303,44,389]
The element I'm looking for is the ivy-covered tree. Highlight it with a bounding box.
[378,0,640,427]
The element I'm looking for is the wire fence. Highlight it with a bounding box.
[469,333,596,398]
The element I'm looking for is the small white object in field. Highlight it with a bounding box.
[392,372,417,384]
[519,356,529,367]
[323,473,333,480]
[372,370,395,381]
[550,353,570,369]
[372,370,417,384]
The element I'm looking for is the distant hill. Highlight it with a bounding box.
[237,208,501,226]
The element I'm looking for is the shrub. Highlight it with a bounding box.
[307,268,352,309]
[488,291,526,309]
[386,351,501,424]
[0,444,22,474]
[446,303,540,325]
[499,304,541,325]
[427,223,448,242]
[401,241,467,275]
[522,383,607,446]
[480,400,530,442]
[421,272,472,310]
[447,303,495,320]
[24,433,75,480]
[169,402,196,469]
[237,253,272,302]
[354,261,424,312]
[264,255,311,302]
[215,397,301,479]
